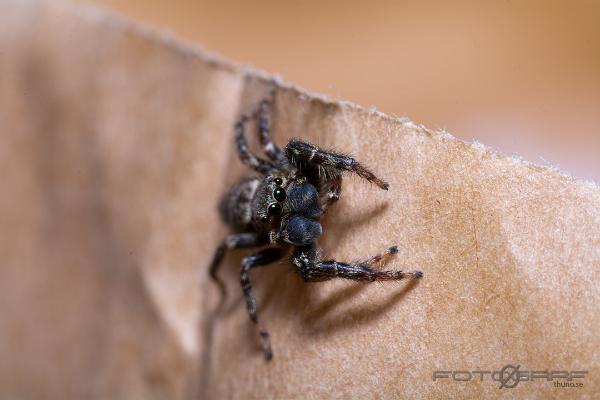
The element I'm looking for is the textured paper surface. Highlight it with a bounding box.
[0,1,598,399]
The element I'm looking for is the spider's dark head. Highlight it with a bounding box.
[251,175,323,246]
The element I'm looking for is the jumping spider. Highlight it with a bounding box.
[209,90,423,361]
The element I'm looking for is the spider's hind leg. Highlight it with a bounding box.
[209,232,265,311]
[240,247,286,361]
[235,84,288,172]
[258,96,288,166]
[235,115,276,174]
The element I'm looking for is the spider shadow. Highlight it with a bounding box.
[208,200,419,355]
[301,278,421,337]
[255,260,421,342]
[320,199,390,244]
[261,200,420,338]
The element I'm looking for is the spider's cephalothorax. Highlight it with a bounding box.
[209,91,423,361]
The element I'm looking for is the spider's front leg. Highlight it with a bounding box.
[291,245,423,283]
[240,247,286,361]
[284,139,389,190]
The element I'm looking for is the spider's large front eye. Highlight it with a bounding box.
[273,187,286,202]
[267,203,282,216]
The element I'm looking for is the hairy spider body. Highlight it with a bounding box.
[210,92,423,361]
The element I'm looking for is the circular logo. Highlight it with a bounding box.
[498,364,521,389]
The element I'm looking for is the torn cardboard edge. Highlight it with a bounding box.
[66,0,598,191]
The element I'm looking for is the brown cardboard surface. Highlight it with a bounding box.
[0,1,598,399]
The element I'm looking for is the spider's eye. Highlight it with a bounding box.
[267,203,282,216]
[260,215,269,223]
[274,177,283,186]
[273,187,286,202]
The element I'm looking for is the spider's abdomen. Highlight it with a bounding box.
[218,177,260,231]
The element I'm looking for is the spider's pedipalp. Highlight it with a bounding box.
[322,174,342,212]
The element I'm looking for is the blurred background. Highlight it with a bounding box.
[82,0,600,182]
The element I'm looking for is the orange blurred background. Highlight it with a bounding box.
[82,0,600,182]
